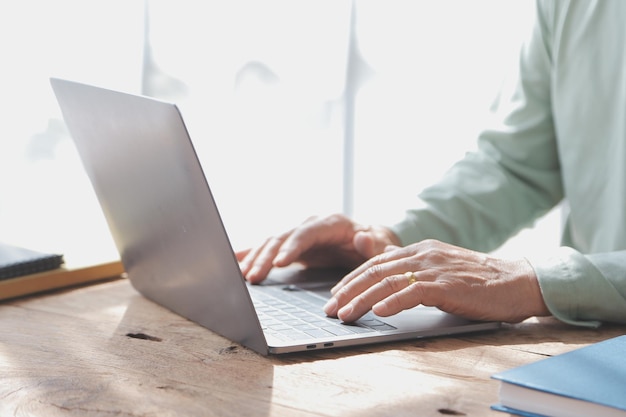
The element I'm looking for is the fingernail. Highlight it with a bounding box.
[338,304,353,321]
[323,298,338,316]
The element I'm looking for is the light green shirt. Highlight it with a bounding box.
[390,0,626,327]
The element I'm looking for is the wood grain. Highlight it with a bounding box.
[1,279,624,417]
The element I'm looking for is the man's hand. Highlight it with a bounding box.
[236,214,401,284]
[324,239,551,323]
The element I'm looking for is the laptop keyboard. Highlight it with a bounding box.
[248,285,396,342]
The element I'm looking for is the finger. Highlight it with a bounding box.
[329,255,381,296]
[330,245,408,296]
[373,281,442,317]
[271,227,315,267]
[238,244,263,275]
[235,248,251,262]
[336,273,412,322]
[325,256,408,316]
[352,229,386,259]
[273,215,353,266]
[239,243,267,281]
[243,236,289,283]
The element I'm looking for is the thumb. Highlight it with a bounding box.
[353,227,399,259]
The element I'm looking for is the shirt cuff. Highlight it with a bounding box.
[528,246,602,328]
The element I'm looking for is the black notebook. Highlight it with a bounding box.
[0,243,64,280]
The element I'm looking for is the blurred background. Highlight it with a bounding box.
[0,0,559,266]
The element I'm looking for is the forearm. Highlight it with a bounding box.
[389,149,562,252]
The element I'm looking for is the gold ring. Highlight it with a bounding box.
[405,271,417,285]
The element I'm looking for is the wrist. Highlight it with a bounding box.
[520,259,551,318]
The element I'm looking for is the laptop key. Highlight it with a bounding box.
[250,285,397,341]
[343,325,375,334]
[322,325,356,336]
[303,328,333,338]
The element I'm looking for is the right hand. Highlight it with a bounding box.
[236,214,401,284]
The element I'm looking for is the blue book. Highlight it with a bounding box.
[491,335,626,417]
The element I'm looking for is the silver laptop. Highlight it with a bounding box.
[50,78,500,355]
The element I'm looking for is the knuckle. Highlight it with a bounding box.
[321,213,348,228]
[419,238,439,247]
[335,284,349,298]
[367,263,387,282]
[334,285,353,304]
[380,275,403,292]
[379,276,394,291]
[416,239,446,263]
[407,282,438,307]
[326,213,345,223]
[351,293,369,309]
[303,214,321,224]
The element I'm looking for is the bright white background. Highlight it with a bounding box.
[0,1,559,265]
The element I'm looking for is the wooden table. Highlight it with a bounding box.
[2,278,625,417]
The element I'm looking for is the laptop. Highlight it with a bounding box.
[50,78,500,355]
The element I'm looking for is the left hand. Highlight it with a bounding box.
[323,239,550,323]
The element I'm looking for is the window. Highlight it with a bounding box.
[0,1,557,264]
